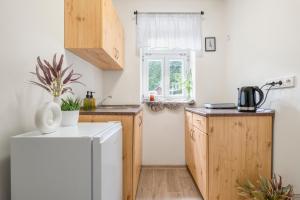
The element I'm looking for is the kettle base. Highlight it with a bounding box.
[238,106,257,112]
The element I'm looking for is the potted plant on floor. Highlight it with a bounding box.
[237,175,294,200]
[61,97,81,127]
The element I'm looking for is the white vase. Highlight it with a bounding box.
[61,110,80,127]
[35,101,62,134]
[53,96,62,105]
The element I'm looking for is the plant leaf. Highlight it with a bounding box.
[44,59,57,78]
[56,54,64,72]
[35,66,47,85]
[44,66,53,82]
[63,70,73,84]
[61,87,72,94]
[70,73,82,81]
[52,53,57,69]
[37,57,51,84]
[61,64,72,78]
[29,81,51,92]
[70,80,86,86]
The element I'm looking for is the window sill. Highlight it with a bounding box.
[143,99,195,112]
[144,99,195,104]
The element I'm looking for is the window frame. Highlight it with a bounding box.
[142,49,192,102]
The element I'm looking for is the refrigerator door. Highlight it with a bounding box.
[11,137,92,200]
[93,123,122,200]
[11,122,120,200]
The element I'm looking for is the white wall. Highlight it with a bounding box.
[0,0,103,199]
[224,0,300,193]
[105,0,228,165]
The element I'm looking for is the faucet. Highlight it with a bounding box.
[98,96,112,106]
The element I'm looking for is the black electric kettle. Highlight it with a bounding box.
[238,86,264,112]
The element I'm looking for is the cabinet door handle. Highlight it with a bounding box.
[116,49,119,60]
[190,129,194,140]
[113,48,118,59]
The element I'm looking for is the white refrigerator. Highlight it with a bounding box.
[11,122,122,200]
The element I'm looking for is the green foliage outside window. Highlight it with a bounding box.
[169,61,183,95]
[148,61,162,93]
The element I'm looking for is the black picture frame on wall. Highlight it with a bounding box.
[205,37,216,52]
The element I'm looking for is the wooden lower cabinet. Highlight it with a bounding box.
[193,128,208,200]
[79,111,143,200]
[133,112,143,200]
[185,110,273,200]
[185,112,193,171]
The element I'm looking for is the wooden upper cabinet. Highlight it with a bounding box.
[64,0,124,70]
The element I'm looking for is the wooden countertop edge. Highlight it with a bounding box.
[185,108,275,117]
[80,108,143,116]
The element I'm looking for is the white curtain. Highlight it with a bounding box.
[137,13,202,51]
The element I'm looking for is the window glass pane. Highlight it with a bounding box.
[148,60,162,95]
[169,60,183,96]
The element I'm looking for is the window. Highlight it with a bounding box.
[142,50,194,102]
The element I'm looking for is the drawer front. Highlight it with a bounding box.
[193,114,207,133]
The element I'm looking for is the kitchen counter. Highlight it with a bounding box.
[80,105,143,115]
[185,107,275,117]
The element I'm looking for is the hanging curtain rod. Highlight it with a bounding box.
[133,10,204,15]
[133,10,204,25]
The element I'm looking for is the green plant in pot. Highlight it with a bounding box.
[61,97,81,127]
[237,175,294,200]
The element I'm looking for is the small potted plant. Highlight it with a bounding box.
[60,97,81,127]
[237,175,294,200]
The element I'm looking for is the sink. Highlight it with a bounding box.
[96,105,140,109]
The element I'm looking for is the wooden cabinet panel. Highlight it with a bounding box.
[64,0,102,48]
[185,111,273,200]
[185,112,194,173]
[79,112,143,200]
[65,0,124,70]
[193,114,207,133]
[133,112,143,200]
[208,116,272,200]
[193,128,208,200]
[114,15,125,67]
[102,0,116,59]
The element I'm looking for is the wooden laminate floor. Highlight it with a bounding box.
[136,167,203,200]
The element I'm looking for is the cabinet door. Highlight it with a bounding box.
[112,13,124,67]
[208,116,272,200]
[102,0,124,67]
[102,0,116,59]
[133,112,143,200]
[185,112,194,172]
[194,128,208,200]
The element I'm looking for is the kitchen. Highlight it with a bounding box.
[1,0,300,200]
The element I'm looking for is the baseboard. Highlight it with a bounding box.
[142,165,187,169]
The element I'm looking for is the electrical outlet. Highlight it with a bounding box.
[265,76,296,89]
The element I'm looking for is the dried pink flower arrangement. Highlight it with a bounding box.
[30,54,84,97]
